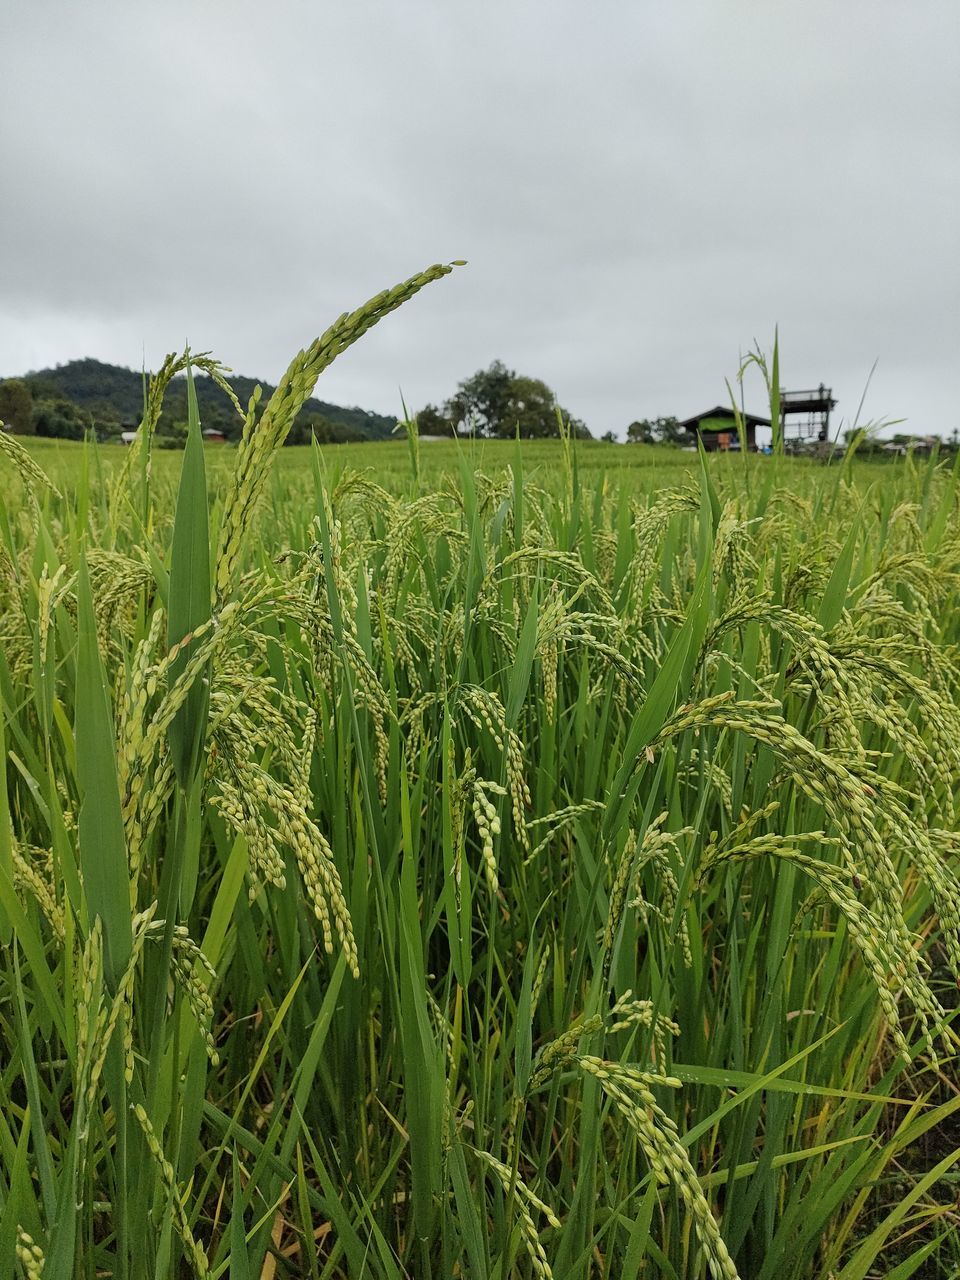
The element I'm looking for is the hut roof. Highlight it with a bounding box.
[679,406,771,431]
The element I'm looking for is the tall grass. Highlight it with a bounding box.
[0,272,959,1278]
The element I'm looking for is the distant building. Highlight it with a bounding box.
[202,428,227,443]
[120,430,139,445]
[779,385,836,444]
[679,406,770,452]
[883,435,940,456]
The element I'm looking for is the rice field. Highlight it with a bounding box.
[1,267,959,1278]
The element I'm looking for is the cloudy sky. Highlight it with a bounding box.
[2,2,957,439]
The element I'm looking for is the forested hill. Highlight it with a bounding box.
[21,357,399,442]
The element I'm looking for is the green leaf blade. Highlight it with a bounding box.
[74,552,132,988]
[167,361,212,790]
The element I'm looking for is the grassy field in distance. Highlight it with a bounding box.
[22,431,896,495]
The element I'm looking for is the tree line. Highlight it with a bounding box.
[0,359,397,444]
[416,375,696,445]
[0,359,597,444]
[1,358,698,445]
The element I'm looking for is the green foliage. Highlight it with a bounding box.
[626,417,655,443]
[414,401,454,437]
[446,356,514,434]
[627,415,688,445]
[155,419,188,449]
[439,359,590,438]
[19,356,399,442]
[286,413,366,445]
[31,395,97,441]
[166,365,212,791]
[0,377,34,434]
[74,552,134,988]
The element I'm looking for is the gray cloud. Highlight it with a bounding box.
[2,1,957,437]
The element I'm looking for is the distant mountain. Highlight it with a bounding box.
[20,357,399,443]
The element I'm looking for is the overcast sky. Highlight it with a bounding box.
[2,2,957,440]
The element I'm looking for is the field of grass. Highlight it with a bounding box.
[21,432,891,497]
[1,270,959,1279]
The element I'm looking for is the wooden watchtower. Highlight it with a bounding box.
[779,384,837,444]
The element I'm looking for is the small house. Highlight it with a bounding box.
[679,406,770,452]
[883,435,939,456]
[203,428,227,443]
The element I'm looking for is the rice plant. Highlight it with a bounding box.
[1,269,959,1278]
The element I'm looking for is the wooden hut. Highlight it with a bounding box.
[679,406,770,452]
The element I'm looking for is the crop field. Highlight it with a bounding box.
[1,269,959,1279]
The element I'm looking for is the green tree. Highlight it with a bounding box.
[626,419,656,443]
[500,375,561,438]
[155,419,188,449]
[287,413,365,445]
[31,395,94,441]
[626,416,688,446]
[415,403,454,437]
[446,360,515,436]
[0,378,34,434]
[443,361,589,439]
[655,416,687,445]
